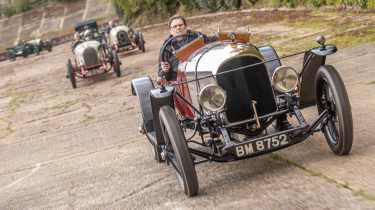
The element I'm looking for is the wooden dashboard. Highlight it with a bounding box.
[175,37,205,61]
[217,32,250,43]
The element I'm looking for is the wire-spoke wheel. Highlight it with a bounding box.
[67,59,77,89]
[112,51,121,77]
[159,106,198,197]
[316,65,353,155]
[138,33,146,53]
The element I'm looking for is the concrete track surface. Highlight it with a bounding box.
[0,17,375,210]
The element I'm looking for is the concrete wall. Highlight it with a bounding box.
[0,0,115,50]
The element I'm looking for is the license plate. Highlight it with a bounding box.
[235,134,289,158]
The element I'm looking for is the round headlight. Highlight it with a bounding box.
[272,66,299,93]
[198,84,226,112]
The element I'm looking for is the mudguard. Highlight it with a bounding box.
[299,52,326,109]
[131,76,155,133]
[258,45,282,78]
[150,86,175,146]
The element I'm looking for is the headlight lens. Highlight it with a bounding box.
[272,66,299,93]
[198,84,226,112]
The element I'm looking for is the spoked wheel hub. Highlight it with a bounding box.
[319,81,340,145]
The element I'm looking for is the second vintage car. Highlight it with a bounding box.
[131,32,353,196]
[108,23,145,53]
[67,19,121,89]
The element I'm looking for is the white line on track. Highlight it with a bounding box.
[0,163,41,193]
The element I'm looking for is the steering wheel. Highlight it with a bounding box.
[156,34,190,88]
[159,34,191,64]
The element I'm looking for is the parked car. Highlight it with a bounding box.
[108,24,145,53]
[131,32,353,196]
[28,39,53,54]
[6,39,53,61]
[7,41,36,61]
[66,19,121,89]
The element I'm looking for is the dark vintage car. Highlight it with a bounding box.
[131,32,353,196]
[108,24,145,53]
[28,39,53,53]
[7,39,53,61]
[66,19,121,88]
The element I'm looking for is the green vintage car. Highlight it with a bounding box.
[7,39,52,61]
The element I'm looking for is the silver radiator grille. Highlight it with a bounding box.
[83,47,99,67]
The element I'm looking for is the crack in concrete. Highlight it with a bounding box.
[0,118,14,139]
[110,176,168,205]
[270,154,375,202]
[81,102,95,123]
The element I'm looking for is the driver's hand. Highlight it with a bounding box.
[157,76,166,86]
[161,62,170,72]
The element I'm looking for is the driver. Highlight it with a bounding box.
[71,32,82,51]
[158,16,217,82]
[156,16,217,120]
[105,20,117,36]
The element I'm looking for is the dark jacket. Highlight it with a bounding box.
[158,30,217,81]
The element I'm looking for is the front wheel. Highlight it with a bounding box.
[112,51,121,77]
[159,106,198,197]
[67,59,77,89]
[138,33,145,53]
[315,65,353,155]
[8,54,16,61]
[35,48,40,56]
[47,44,52,52]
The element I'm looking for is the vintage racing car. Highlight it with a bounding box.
[67,19,121,88]
[28,38,53,54]
[6,39,53,61]
[108,24,145,53]
[6,42,35,61]
[131,32,353,196]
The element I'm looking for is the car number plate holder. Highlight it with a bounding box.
[235,134,289,158]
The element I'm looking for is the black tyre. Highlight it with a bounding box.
[159,106,198,197]
[112,51,121,77]
[47,43,52,52]
[67,59,77,89]
[315,65,353,155]
[8,55,16,61]
[138,33,145,52]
